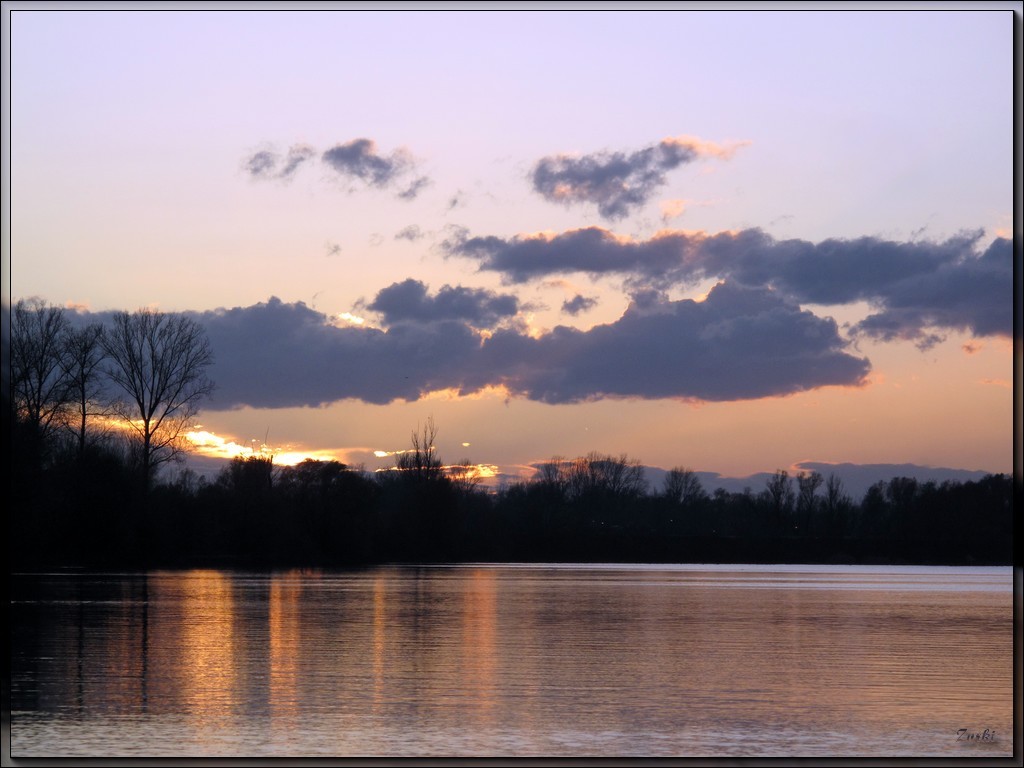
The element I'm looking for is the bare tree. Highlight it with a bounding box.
[535,456,570,491]
[566,452,646,501]
[663,466,707,506]
[763,469,795,526]
[10,298,72,449]
[103,309,214,488]
[823,473,852,535]
[447,458,484,494]
[394,416,444,483]
[795,470,824,534]
[59,322,108,460]
[796,470,823,513]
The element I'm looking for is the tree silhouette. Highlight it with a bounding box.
[10,299,72,457]
[663,466,707,506]
[394,416,444,483]
[60,321,108,461]
[566,452,646,502]
[763,470,795,529]
[795,470,823,533]
[822,473,852,536]
[103,309,214,489]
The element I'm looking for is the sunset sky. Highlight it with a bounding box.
[7,6,1016,490]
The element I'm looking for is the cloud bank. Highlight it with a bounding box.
[171,281,868,410]
[531,136,747,220]
[449,227,1012,346]
[466,282,869,403]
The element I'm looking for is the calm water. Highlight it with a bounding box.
[9,564,1015,757]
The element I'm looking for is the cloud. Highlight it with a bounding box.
[660,198,688,223]
[196,297,484,408]
[367,279,520,329]
[466,281,869,403]
[398,175,432,200]
[847,235,1012,346]
[243,143,316,181]
[447,226,688,284]
[244,138,426,196]
[322,138,416,189]
[54,277,872,409]
[244,149,277,179]
[278,144,316,179]
[449,226,1012,342]
[562,294,598,315]
[531,136,748,220]
[394,225,425,242]
[95,280,859,410]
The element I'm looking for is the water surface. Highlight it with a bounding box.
[10,564,1014,757]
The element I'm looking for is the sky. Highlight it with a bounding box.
[5,4,1018,490]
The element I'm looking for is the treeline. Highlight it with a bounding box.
[9,411,1014,568]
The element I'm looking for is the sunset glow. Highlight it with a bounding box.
[7,6,1015,760]
[7,7,1011,489]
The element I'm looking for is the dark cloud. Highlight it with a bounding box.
[847,236,1012,346]
[562,294,598,316]
[246,138,430,197]
[82,282,859,410]
[322,138,414,188]
[449,226,1012,342]
[531,136,746,220]
[367,279,519,329]
[395,225,425,242]
[243,144,315,181]
[245,150,278,179]
[447,226,688,283]
[466,281,869,403]
[398,175,431,200]
[196,297,482,408]
[278,144,316,179]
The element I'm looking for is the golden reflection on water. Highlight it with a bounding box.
[372,573,387,712]
[269,571,302,721]
[10,566,1014,757]
[461,569,497,723]
[175,571,237,725]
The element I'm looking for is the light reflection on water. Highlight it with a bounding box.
[10,564,1014,757]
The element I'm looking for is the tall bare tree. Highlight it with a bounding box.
[763,469,795,527]
[10,298,72,451]
[103,309,214,488]
[394,416,444,483]
[60,321,108,460]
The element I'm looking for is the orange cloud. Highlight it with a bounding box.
[662,135,751,160]
[660,198,688,222]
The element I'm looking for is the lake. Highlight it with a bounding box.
[8,564,1015,757]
